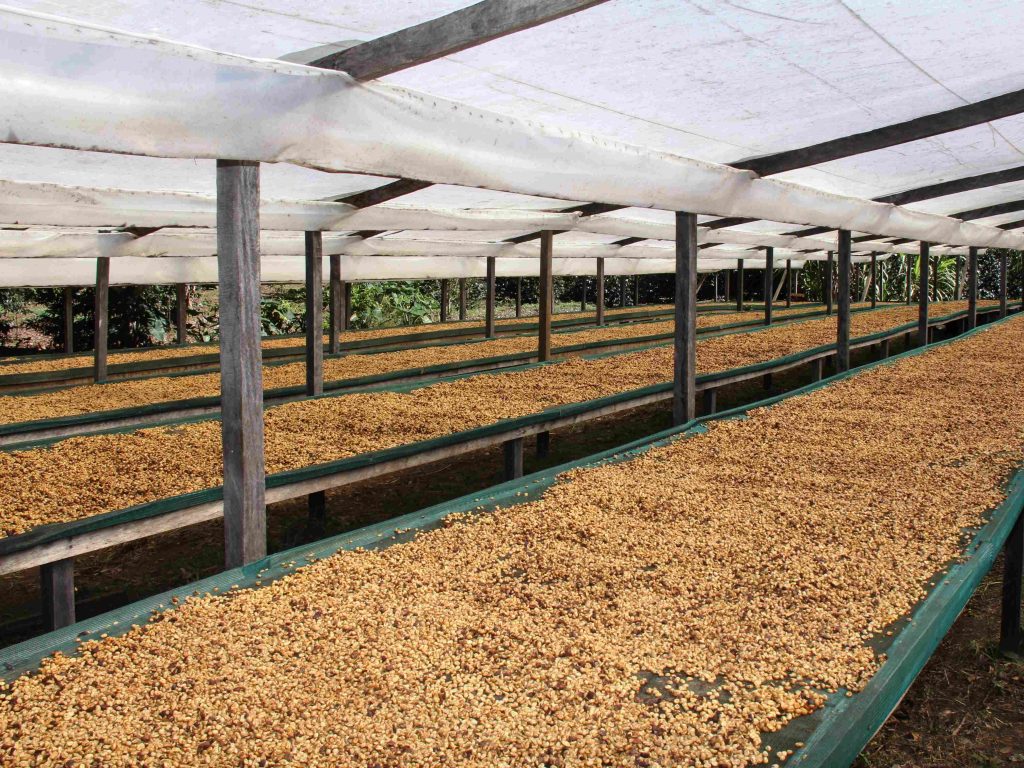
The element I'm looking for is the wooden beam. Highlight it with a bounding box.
[485,255,497,338]
[673,211,698,426]
[579,275,587,311]
[1001,251,1009,318]
[331,178,433,207]
[329,254,343,354]
[736,259,744,311]
[439,279,450,323]
[516,276,523,317]
[93,257,109,384]
[998,217,1024,231]
[634,275,640,306]
[175,283,188,345]
[953,198,1024,222]
[503,437,525,481]
[595,257,605,325]
[459,277,468,320]
[870,253,877,308]
[968,246,979,329]
[304,231,324,397]
[905,253,913,304]
[538,231,554,360]
[63,287,74,355]
[918,243,930,346]
[785,259,792,308]
[310,0,613,80]
[837,231,851,372]
[40,558,75,631]
[217,159,267,569]
[733,88,1024,177]
[763,247,773,325]
[506,202,628,244]
[825,251,834,315]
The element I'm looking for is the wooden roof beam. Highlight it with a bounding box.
[311,0,613,81]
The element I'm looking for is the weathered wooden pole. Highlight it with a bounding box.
[304,231,324,397]
[967,246,979,330]
[485,256,497,338]
[906,253,913,304]
[439,279,450,323]
[673,211,698,426]
[93,257,109,383]
[343,280,352,329]
[503,437,524,481]
[918,243,930,347]
[63,287,74,354]
[1001,251,1009,318]
[175,283,188,345]
[870,252,877,309]
[825,251,834,315]
[763,248,773,325]
[736,259,744,311]
[785,259,792,308]
[724,269,731,303]
[954,255,963,300]
[619,275,626,307]
[931,255,939,302]
[539,231,554,361]
[40,559,75,631]
[580,276,587,311]
[328,255,342,355]
[596,257,606,326]
[458,277,467,321]
[1002,512,1024,654]
[634,275,640,306]
[836,231,851,372]
[217,159,266,569]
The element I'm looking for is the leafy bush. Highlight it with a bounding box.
[349,281,439,329]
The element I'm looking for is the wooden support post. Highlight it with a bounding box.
[580,276,586,312]
[785,259,792,308]
[836,231,852,372]
[175,283,188,345]
[329,254,342,354]
[458,277,467,321]
[702,388,717,415]
[1001,511,1024,655]
[93,257,109,383]
[724,269,731,302]
[968,246,979,330]
[763,247,773,325]
[304,231,324,397]
[880,339,890,359]
[596,257,606,326]
[343,280,352,330]
[485,256,497,338]
[673,211,698,426]
[736,259,744,311]
[906,253,913,304]
[217,159,266,569]
[931,255,939,302]
[955,255,963,300]
[536,431,550,458]
[634,275,640,306]
[762,373,773,391]
[439,279,449,323]
[516,276,523,318]
[503,437,524,481]
[810,357,823,382]
[619,275,626,307]
[40,558,75,631]
[825,251,834,315]
[1001,251,1009,318]
[538,231,554,361]
[63,287,74,354]
[870,253,877,308]
[308,490,326,532]
[918,242,930,347]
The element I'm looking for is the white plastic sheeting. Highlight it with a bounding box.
[0,180,582,232]
[1,7,1022,251]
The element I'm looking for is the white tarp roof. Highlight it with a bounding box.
[0,0,1018,286]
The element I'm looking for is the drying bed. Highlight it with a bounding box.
[0,301,987,539]
[1,314,1021,767]
[0,304,678,379]
[0,303,833,426]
